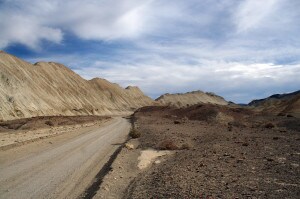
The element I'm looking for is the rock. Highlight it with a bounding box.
[242,142,249,146]
[264,123,275,129]
[182,116,189,122]
[154,160,161,164]
[265,157,274,162]
[174,120,181,124]
[125,143,134,150]
[291,163,299,167]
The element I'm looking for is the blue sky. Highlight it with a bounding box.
[1,0,300,103]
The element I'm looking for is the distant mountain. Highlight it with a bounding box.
[155,91,228,107]
[249,90,300,117]
[0,51,153,121]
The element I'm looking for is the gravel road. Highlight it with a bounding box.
[0,117,130,199]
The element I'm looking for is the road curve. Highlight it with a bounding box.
[0,117,130,199]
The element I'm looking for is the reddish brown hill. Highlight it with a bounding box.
[249,91,300,117]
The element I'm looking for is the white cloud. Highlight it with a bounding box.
[1,0,299,102]
[0,0,153,48]
[234,0,280,32]
[1,0,299,49]
[0,13,62,49]
[72,55,300,103]
[61,0,153,40]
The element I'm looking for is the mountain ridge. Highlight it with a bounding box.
[248,90,300,117]
[0,51,153,121]
[155,90,228,107]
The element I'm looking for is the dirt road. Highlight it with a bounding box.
[0,117,130,199]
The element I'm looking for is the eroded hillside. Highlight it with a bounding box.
[249,91,300,117]
[0,51,153,121]
[155,91,228,107]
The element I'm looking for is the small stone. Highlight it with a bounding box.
[266,157,274,162]
[125,143,134,150]
[291,163,299,168]
[154,160,161,164]
[174,120,181,124]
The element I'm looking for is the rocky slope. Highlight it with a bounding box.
[125,105,300,199]
[0,51,153,121]
[249,90,300,117]
[155,91,228,107]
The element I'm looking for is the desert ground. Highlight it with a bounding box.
[96,104,300,199]
[0,105,299,199]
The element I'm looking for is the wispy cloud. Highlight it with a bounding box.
[0,0,154,48]
[234,0,280,32]
[1,0,300,102]
[73,56,300,103]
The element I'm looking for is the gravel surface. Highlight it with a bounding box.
[126,105,300,198]
[0,117,130,199]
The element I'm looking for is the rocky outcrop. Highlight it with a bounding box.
[155,91,228,107]
[249,90,300,117]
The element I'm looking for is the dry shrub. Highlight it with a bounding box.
[227,123,233,131]
[174,120,181,124]
[277,113,285,116]
[45,121,54,126]
[181,143,191,150]
[129,128,141,138]
[264,123,275,129]
[158,140,178,150]
[228,121,246,127]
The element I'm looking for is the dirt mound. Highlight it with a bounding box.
[136,104,253,126]
[155,91,228,107]
[249,90,300,117]
[0,115,109,132]
[0,51,153,121]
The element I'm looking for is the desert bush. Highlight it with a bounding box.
[264,123,275,129]
[228,121,246,127]
[227,125,233,131]
[129,128,141,138]
[181,143,191,150]
[45,121,54,126]
[158,140,178,150]
[174,120,181,124]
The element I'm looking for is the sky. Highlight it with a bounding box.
[1,0,300,103]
